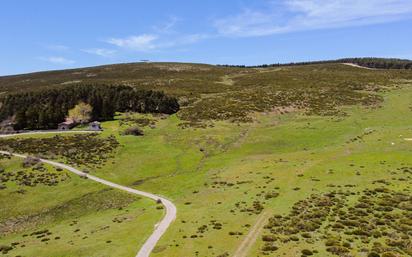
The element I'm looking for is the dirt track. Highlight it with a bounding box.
[232,211,270,257]
[342,63,376,70]
[0,132,176,257]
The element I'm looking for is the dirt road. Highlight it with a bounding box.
[0,132,176,257]
[342,63,376,70]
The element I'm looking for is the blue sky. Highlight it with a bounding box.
[1,0,412,75]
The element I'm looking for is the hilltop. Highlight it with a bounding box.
[1,58,411,93]
[1,58,412,127]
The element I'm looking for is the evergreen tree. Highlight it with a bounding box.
[0,84,179,130]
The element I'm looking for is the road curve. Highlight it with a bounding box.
[0,132,177,257]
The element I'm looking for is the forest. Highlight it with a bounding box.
[339,58,412,69]
[218,57,412,69]
[0,84,179,130]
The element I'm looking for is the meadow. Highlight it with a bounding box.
[0,63,411,257]
[0,152,162,257]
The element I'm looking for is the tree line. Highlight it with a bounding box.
[339,58,412,69]
[217,57,412,69]
[0,84,179,130]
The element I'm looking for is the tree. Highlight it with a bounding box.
[14,109,27,130]
[0,84,180,130]
[68,102,93,124]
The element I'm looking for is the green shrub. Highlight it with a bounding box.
[301,249,313,255]
[121,126,144,136]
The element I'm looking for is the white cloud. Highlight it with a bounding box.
[106,34,158,51]
[40,56,75,65]
[215,0,412,37]
[102,16,212,52]
[105,33,209,52]
[214,9,288,37]
[82,48,116,57]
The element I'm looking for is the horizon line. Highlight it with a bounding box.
[1,56,411,77]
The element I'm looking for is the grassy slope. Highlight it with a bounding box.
[0,63,411,256]
[167,89,410,256]
[2,62,412,123]
[91,86,411,256]
[0,158,162,257]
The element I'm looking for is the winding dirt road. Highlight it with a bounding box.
[0,132,177,257]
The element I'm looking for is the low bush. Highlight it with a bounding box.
[121,126,144,136]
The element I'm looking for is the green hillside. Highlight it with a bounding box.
[2,61,412,124]
[0,61,411,257]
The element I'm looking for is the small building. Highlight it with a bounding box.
[57,119,76,131]
[89,121,102,131]
[0,122,16,134]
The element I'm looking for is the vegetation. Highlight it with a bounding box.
[118,113,158,128]
[262,187,412,256]
[0,84,179,130]
[0,158,69,189]
[2,61,412,128]
[219,57,412,69]
[179,63,412,123]
[0,134,119,169]
[0,61,412,257]
[339,57,412,69]
[67,102,93,124]
[121,126,144,136]
[0,157,161,257]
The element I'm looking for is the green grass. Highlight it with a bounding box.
[89,86,412,256]
[1,63,412,256]
[0,158,162,257]
[2,62,412,123]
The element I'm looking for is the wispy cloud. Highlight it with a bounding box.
[82,48,117,57]
[105,33,209,52]
[39,56,75,65]
[153,16,180,34]
[102,15,211,52]
[106,34,158,52]
[214,0,412,37]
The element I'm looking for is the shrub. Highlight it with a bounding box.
[368,252,380,257]
[0,245,12,251]
[262,235,276,242]
[121,126,144,136]
[261,243,278,252]
[22,156,40,168]
[301,249,313,256]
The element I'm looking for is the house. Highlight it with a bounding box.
[0,119,16,134]
[89,121,102,131]
[58,119,76,131]
[0,122,16,134]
